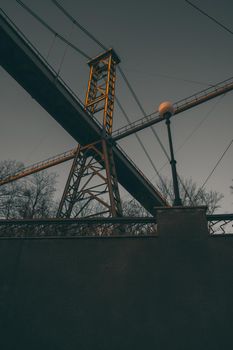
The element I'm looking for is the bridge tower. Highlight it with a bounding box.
[57,49,123,218]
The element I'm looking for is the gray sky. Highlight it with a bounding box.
[0,0,233,212]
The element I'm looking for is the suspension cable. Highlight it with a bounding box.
[122,67,214,87]
[115,97,169,192]
[191,137,233,205]
[200,138,233,191]
[46,33,57,59]
[117,67,173,169]
[184,0,233,36]
[51,0,107,51]
[15,0,90,59]
[56,22,74,77]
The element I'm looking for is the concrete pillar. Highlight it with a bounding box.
[156,206,209,239]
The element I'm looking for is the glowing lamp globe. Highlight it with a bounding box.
[158,101,175,118]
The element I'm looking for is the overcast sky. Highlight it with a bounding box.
[0,0,233,212]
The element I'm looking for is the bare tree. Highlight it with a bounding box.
[0,160,57,219]
[156,177,223,214]
[18,172,57,219]
[122,198,150,217]
[0,160,25,219]
[122,177,223,217]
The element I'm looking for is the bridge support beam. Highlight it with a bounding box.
[58,49,123,218]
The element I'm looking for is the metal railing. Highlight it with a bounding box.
[112,111,160,140]
[207,214,233,235]
[174,76,233,111]
[0,217,158,238]
[0,214,232,237]
[0,148,77,186]
[112,76,233,141]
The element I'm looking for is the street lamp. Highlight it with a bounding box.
[159,101,182,206]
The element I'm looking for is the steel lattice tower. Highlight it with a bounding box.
[57,49,123,218]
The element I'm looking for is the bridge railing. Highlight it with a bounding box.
[174,76,233,112]
[0,215,232,237]
[112,110,160,140]
[112,76,233,140]
[0,217,158,238]
[207,214,233,235]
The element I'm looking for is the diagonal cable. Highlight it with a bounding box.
[118,67,170,160]
[51,0,108,50]
[56,21,74,77]
[184,0,233,36]
[200,138,233,191]
[115,97,167,188]
[15,0,90,59]
[191,137,233,206]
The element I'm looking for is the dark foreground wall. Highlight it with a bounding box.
[0,228,233,349]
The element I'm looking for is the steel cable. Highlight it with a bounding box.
[56,22,74,77]
[191,137,233,206]
[15,0,90,59]
[185,0,233,36]
[200,138,233,191]
[115,97,168,190]
[46,33,57,59]
[51,0,107,51]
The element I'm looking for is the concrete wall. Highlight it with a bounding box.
[0,228,233,350]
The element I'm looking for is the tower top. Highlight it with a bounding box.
[87,48,120,66]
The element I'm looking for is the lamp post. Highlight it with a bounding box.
[159,101,182,206]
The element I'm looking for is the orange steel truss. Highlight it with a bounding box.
[57,141,122,218]
[85,49,120,135]
[57,49,123,218]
